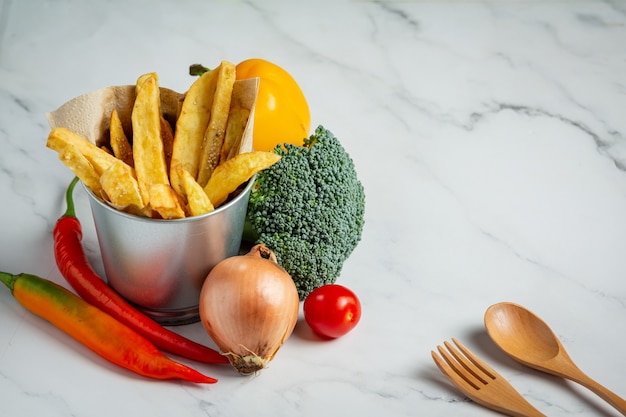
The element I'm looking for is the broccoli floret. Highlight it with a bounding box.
[244,125,365,300]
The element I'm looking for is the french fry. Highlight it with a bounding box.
[109,109,133,167]
[177,167,214,216]
[170,62,230,197]
[196,61,236,187]
[132,72,168,195]
[47,127,119,175]
[204,151,281,207]
[220,105,250,164]
[148,183,186,219]
[132,73,185,218]
[57,145,103,196]
[99,159,150,217]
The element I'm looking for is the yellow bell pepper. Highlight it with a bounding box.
[236,58,311,152]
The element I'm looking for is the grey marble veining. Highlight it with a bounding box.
[0,1,625,416]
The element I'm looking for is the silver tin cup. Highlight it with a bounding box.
[84,179,254,325]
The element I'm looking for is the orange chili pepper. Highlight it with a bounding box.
[53,177,228,365]
[0,271,217,383]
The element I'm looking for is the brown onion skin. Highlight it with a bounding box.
[199,244,299,375]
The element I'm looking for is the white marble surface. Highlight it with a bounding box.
[1,0,625,416]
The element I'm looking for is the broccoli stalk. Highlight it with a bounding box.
[244,126,365,300]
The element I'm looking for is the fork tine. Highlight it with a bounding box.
[431,349,477,394]
[432,339,548,417]
[436,343,482,390]
[451,337,498,379]
[448,338,498,384]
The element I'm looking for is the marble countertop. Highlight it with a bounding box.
[1,1,625,416]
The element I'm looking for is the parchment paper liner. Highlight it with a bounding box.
[45,77,259,155]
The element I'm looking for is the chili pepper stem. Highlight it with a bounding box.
[63,176,80,218]
[0,271,17,292]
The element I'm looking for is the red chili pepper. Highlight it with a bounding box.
[53,177,228,365]
[0,271,216,383]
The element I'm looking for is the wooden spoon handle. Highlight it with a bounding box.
[571,370,626,416]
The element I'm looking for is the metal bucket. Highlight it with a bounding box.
[85,179,253,325]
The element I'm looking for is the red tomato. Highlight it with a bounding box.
[303,284,361,338]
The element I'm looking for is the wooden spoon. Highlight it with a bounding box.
[484,302,626,416]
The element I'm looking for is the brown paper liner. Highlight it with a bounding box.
[45,77,259,155]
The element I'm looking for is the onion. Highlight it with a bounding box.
[199,244,300,375]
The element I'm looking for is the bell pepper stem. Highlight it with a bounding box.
[189,64,210,76]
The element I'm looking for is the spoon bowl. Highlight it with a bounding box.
[484,302,563,367]
[484,302,626,416]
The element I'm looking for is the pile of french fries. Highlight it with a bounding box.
[47,61,280,219]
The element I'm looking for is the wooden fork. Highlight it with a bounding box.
[432,338,547,417]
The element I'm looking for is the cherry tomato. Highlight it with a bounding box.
[236,58,311,152]
[303,284,361,339]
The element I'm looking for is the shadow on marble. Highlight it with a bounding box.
[465,328,620,417]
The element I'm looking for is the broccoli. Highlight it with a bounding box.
[244,125,365,300]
